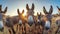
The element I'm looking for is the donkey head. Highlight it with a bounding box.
[0,5,7,31]
[37,12,42,24]
[43,5,53,30]
[17,9,24,19]
[26,3,35,26]
[17,9,25,25]
[37,12,42,20]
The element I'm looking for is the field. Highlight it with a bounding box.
[0,25,17,34]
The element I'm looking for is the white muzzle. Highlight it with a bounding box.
[0,20,4,29]
[37,19,40,22]
[19,20,22,24]
[28,15,34,23]
[45,21,50,28]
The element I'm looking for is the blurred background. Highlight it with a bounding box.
[0,0,60,16]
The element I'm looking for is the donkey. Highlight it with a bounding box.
[55,6,60,34]
[37,12,42,25]
[5,15,19,34]
[41,5,53,34]
[4,10,19,34]
[16,9,26,34]
[36,12,44,34]
[31,15,44,34]
[25,3,36,34]
[0,5,7,32]
[26,3,35,26]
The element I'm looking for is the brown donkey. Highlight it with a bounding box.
[16,9,27,34]
[55,6,60,34]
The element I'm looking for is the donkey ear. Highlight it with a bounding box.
[26,4,29,10]
[17,9,20,15]
[31,3,34,10]
[49,5,53,14]
[22,10,24,14]
[3,7,7,13]
[0,5,2,11]
[57,6,60,11]
[43,6,48,14]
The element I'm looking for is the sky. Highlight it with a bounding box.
[0,0,60,16]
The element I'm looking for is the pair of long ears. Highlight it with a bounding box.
[26,3,34,10]
[43,5,53,14]
[0,5,7,13]
[17,9,24,15]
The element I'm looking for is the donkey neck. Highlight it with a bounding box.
[0,13,4,20]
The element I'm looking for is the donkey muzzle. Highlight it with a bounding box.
[19,20,22,26]
[0,20,4,31]
[45,21,50,30]
[28,15,34,26]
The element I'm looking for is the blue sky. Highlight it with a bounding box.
[0,0,60,16]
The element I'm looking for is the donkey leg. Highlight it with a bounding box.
[11,27,16,34]
[8,29,12,34]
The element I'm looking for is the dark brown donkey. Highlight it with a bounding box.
[41,5,53,34]
[36,12,43,34]
[0,5,7,32]
[37,12,42,25]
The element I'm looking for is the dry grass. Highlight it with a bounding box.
[0,27,9,34]
[0,24,17,34]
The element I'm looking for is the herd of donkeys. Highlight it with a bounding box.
[0,3,60,34]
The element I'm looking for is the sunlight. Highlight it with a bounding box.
[34,12,37,16]
[22,13,26,16]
